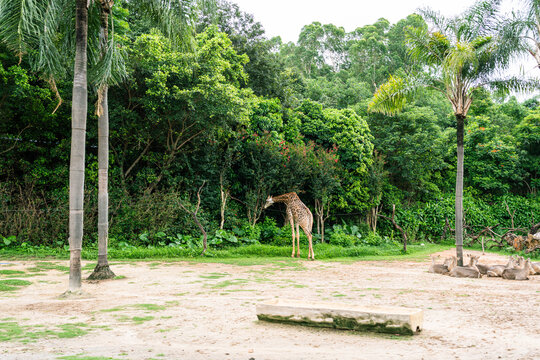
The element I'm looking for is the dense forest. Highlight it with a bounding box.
[0,0,539,252]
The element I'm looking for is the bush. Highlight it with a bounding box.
[358,232,384,246]
[232,224,261,244]
[329,232,356,247]
[258,218,281,244]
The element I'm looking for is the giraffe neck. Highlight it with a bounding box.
[272,192,298,204]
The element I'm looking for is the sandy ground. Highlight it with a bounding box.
[0,249,539,360]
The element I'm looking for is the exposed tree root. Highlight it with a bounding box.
[87,264,116,280]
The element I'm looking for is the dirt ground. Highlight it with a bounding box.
[1,249,539,360]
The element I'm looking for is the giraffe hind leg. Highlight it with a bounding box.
[300,224,314,260]
[308,232,315,260]
[296,223,300,257]
[290,219,295,258]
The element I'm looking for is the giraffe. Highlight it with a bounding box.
[264,192,315,260]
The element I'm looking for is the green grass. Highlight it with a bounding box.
[0,243,453,261]
[0,279,32,292]
[132,304,166,311]
[115,315,154,324]
[5,242,529,264]
[27,262,69,273]
[209,279,249,288]
[58,355,122,360]
[0,270,25,276]
[100,303,168,313]
[0,321,91,342]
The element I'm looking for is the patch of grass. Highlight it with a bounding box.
[114,275,126,280]
[0,270,25,276]
[0,321,92,342]
[132,304,166,311]
[0,279,32,292]
[0,321,24,341]
[101,302,169,313]
[0,279,32,286]
[58,356,122,360]
[209,278,249,288]
[0,283,18,291]
[6,242,515,263]
[100,307,124,313]
[27,262,69,273]
[131,316,154,324]
[56,323,89,338]
[81,264,96,271]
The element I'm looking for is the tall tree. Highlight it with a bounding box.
[0,0,88,292]
[68,0,89,292]
[499,0,540,69]
[368,0,536,266]
[88,0,116,280]
[88,0,214,278]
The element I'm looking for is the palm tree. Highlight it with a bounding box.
[368,1,537,266]
[0,0,88,292]
[498,0,540,70]
[66,0,89,292]
[0,0,214,290]
[87,0,214,279]
[88,0,117,280]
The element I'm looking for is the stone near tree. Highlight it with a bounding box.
[256,299,423,335]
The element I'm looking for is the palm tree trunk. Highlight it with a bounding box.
[455,114,465,267]
[68,0,89,292]
[88,0,116,280]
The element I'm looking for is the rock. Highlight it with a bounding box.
[256,299,423,335]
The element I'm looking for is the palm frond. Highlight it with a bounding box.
[405,26,450,65]
[129,0,208,50]
[417,7,449,33]
[368,75,421,115]
[483,76,540,95]
[32,0,65,78]
[89,33,127,89]
[443,41,477,78]
[0,0,42,60]
[460,0,502,38]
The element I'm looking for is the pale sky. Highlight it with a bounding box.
[229,0,538,99]
[230,0,481,43]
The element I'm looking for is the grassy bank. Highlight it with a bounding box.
[0,243,453,261]
[1,242,536,263]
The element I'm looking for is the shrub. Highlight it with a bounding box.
[329,232,356,247]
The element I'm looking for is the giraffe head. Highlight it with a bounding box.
[264,195,274,209]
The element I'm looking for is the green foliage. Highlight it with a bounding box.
[0,4,538,256]
[329,231,356,247]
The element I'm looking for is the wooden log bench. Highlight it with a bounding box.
[256,299,423,335]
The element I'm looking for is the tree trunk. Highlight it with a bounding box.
[455,114,465,267]
[219,173,228,230]
[178,182,207,255]
[88,0,116,281]
[367,204,380,233]
[377,204,407,252]
[315,199,330,243]
[68,0,89,292]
